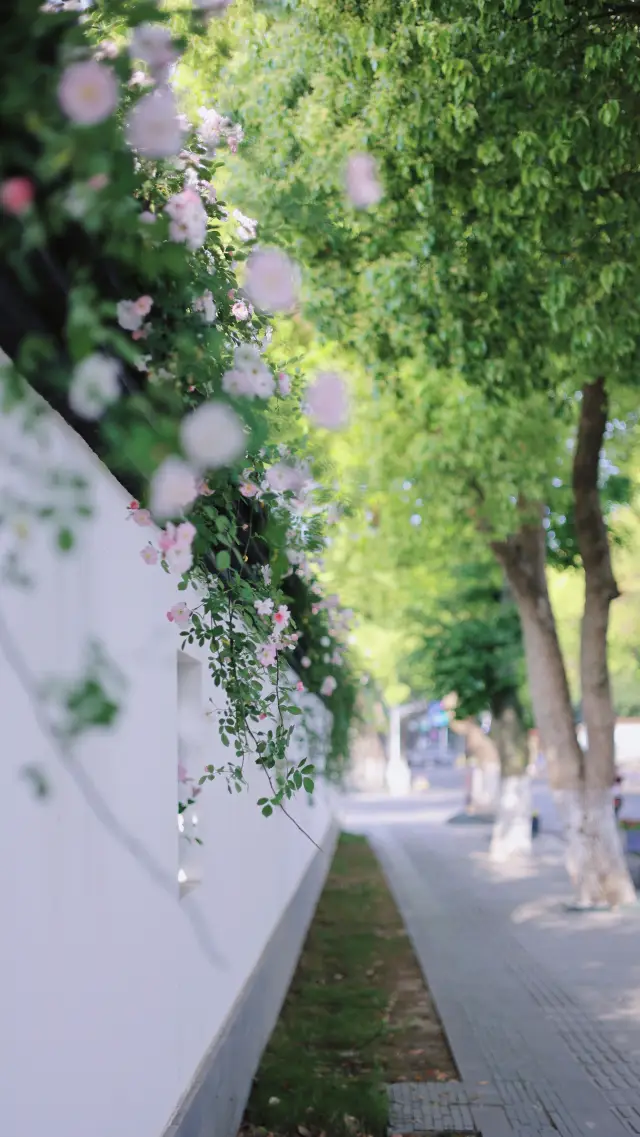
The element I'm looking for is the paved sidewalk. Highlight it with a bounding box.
[343,792,640,1137]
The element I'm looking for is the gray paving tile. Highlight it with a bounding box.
[376,827,639,1137]
[387,1079,478,1132]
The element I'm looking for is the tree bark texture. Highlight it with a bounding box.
[448,716,500,813]
[565,378,635,905]
[492,518,582,792]
[491,381,635,905]
[572,377,618,790]
[489,693,532,861]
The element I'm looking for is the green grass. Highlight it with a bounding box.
[243,834,394,1137]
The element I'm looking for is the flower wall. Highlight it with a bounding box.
[1,0,358,816]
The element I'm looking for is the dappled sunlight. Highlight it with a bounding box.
[470,841,566,886]
[510,894,598,927]
[472,850,545,883]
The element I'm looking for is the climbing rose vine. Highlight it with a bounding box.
[0,0,358,825]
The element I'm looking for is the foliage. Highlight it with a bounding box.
[210,0,640,398]
[189,0,640,740]
[420,608,523,720]
[546,463,635,571]
[402,559,524,718]
[0,0,357,818]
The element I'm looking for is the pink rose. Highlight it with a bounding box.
[127,88,183,159]
[140,544,158,565]
[150,457,198,519]
[258,643,277,667]
[305,372,349,431]
[58,60,119,126]
[320,675,337,697]
[232,300,250,321]
[87,173,109,191]
[272,605,291,634]
[1,177,34,216]
[135,295,153,317]
[244,247,300,313]
[239,481,260,498]
[167,602,191,626]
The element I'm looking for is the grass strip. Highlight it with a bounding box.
[242,833,456,1137]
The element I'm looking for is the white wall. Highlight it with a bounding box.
[614,720,640,766]
[576,721,640,767]
[0,395,335,1137]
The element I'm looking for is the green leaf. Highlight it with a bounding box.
[599,100,620,127]
[216,550,231,572]
[57,528,74,552]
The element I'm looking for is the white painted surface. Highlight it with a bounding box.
[490,774,532,862]
[559,788,636,908]
[386,702,420,796]
[0,397,334,1137]
[614,721,640,765]
[469,763,500,813]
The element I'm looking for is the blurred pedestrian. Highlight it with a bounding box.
[613,769,623,821]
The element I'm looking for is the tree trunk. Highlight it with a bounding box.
[491,380,635,906]
[567,377,635,906]
[489,692,532,862]
[492,517,582,791]
[449,716,500,813]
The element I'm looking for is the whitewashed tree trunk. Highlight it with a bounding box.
[488,694,532,861]
[449,715,500,813]
[469,762,500,813]
[491,380,637,906]
[559,788,636,908]
[490,774,532,862]
[569,379,636,907]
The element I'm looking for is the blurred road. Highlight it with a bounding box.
[397,761,640,834]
